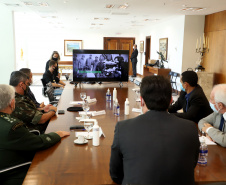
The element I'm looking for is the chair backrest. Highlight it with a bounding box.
[45,87,55,102]
[40,79,47,96]
[168,71,180,83]
[0,162,31,173]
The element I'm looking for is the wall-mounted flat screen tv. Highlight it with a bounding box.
[73,49,129,82]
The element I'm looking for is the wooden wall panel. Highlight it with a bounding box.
[205,10,226,32]
[203,10,226,84]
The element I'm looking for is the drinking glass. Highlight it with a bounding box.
[84,122,93,139]
[80,92,86,102]
[82,100,90,118]
[135,89,141,102]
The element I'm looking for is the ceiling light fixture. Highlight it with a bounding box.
[23,2,33,6]
[118,3,129,9]
[4,4,21,7]
[106,4,114,8]
[37,2,49,7]
[181,7,205,11]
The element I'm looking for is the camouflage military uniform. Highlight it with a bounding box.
[11,93,46,132]
[0,112,61,185]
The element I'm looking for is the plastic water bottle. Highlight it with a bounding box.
[113,98,120,116]
[92,120,100,146]
[113,88,117,102]
[198,136,208,166]
[106,88,111,102]
[124,98,129,115]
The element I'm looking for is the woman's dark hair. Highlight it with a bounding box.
[50,51,60,61]
[140,76,172,111]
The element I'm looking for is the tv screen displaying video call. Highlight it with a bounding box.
[73,50,129,82]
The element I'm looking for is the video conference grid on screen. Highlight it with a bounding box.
[73,53,128,82]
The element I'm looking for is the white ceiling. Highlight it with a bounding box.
[1,0,226,32]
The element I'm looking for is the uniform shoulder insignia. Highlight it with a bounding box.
[0,113,25,131]
[12,121,25,131]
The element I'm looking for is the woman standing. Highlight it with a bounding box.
[45,51,60,83]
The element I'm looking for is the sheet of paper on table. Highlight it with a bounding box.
[199,136,217,145]
[132,108,142,113]
[70,101,83,105]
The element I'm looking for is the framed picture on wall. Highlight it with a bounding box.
[159,38,168,60]
[64,40,83,56]
[140,40,144,53]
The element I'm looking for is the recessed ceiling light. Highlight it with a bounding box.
[94,18,99,20]
[91,23,96,25]
[99,24,103,25]
[106,4,114,8]
[118,3,129,9]
[181,7,205,11]
[118,5,128,9]
[5,3,19,7]
[104,18,110,20]
[23,2,33,6]
[37,2,49,7]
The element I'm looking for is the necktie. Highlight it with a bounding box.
[185,94,189,112]
[219,115,225,131]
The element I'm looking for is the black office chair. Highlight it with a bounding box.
[40,78,47,97]
[169,71,180,95]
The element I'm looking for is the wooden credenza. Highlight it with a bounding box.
[143,65,171,78]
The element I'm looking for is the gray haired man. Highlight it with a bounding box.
[198,84,226,147]
[0,84,69,185]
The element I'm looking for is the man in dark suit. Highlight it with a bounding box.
[168,70,213,123]
[110,75,200,185]
[130,44,138,77]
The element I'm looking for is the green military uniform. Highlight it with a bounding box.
[11,93,45,132]
[0,112,61,185]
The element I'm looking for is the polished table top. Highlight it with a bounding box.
[23,82,226,185]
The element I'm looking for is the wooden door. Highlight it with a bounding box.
[145,36,151,64]
[104,37,135,76]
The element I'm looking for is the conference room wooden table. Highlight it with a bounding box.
[23,82,226,185]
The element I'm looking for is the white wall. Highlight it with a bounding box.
[137,16,185,76]
[14,13,139,73]
[0,5,15,84]
[182,15,205,72]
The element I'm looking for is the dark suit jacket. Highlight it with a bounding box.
[110,110,200,185]
[45,60,59,83]
[130,49,138,62]
[168,85,213,123]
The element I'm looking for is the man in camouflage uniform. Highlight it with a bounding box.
[0,84,70,185]
[10,71,57,133]
[19,68,45,108]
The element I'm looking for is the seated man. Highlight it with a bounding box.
[0,84,70,185]
[110,76,200,185]
[168,70,213,123]
[198,84,226,147]
[10,71,57,133]
[43,60,65,88]
[19,68,45,108]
